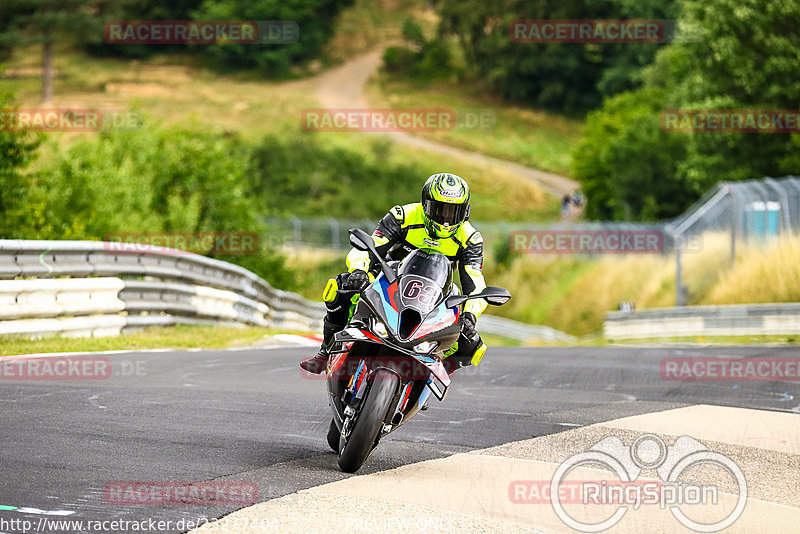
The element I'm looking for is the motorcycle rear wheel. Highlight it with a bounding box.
[326,418,339,452]
[338,368,399,473]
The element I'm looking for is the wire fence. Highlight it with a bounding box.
[264,217,672,252]
[665,176,800,304]
[265,176,800,306]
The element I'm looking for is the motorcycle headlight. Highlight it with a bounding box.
[413,341,438,354]
[372,318,389,338]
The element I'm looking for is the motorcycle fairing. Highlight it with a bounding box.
[329,328,451,400]
[362,274,460,345]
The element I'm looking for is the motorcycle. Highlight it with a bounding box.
[323,228,511,472]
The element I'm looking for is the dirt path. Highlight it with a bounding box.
[313,49,580,197]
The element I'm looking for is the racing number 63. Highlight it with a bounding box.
[402,280,436,305]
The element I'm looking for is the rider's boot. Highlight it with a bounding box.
[300,319,341,374]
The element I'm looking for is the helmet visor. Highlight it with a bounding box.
[423,199,468,227]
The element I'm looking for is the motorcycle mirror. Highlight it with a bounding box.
[349,232,369,251]
[445,286,511,308]
[480,287,511,305]
[485,294,511,305]
[348,228,396,283]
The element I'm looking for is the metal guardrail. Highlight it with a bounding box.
[479,315,575,343]
[0,239,573,342]
[605,303,800,339]
[0,240,325,337]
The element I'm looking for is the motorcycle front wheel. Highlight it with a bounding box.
[338,368,399,473]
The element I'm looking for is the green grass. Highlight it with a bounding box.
[0,325,295,356]
[605,335,799,345]
[485,256,595,327]
[367,77,583,176]
[0,323,521,357]
[477,332,521,347]
[284,248,347,300]
[297,132,558,222]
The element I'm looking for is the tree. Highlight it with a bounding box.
[575,0,800,220]
[436,0,680,114]
[574,88,690,220]
[664,0,800,194]
[85,0,205,59]
[382,18,454,81]
[0,93,43,236]
[192,0,354,75]
[1,0,97,102]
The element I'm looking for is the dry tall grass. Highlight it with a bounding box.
[705,235,800,304]
[485,233,800,335]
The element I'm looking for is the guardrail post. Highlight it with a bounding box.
[291,216,302,248]
[329,218,340,249]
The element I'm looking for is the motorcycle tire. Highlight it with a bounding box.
[326,418,339,452]
[338,368,399,473]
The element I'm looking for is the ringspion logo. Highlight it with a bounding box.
[541,434,747,532]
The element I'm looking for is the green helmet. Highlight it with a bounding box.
[421,173,471,239]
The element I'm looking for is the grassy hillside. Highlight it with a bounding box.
[4,39,558,222]
[367,77,583,176]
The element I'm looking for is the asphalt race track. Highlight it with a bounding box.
[1,345,798,533]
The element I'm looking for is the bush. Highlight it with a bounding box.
[0,93,43,235]
[18,123,292,285]
[381,18,454,81]
[249,133,421,219]
[193,0,354,75]
[574,88,691,220]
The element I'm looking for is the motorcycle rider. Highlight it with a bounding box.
[300,172,488,375]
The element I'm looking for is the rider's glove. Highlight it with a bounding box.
[345,269,370,291]
[461,312,478,339]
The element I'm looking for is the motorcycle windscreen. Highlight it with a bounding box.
[397,249,452,291]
